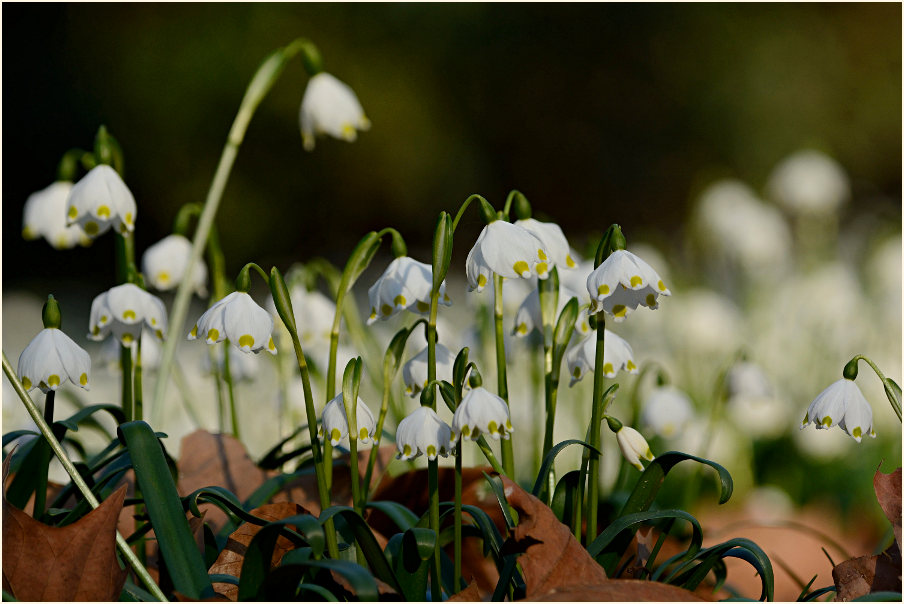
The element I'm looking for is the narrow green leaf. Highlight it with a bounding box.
[482,472,516,530]
[366,500,419,532]
[551,297,579,369]
[54,404,125,432]
[341,232,381,297]
[297,582,339,601]
[452,347,469,400]
[432,212,454,291]
[284,560,379,601]
[883,378,901,410]
[851,593,904,602]
[531,439,600,501]
[587,509,703,563]
[491,555,519,602]
[2,430,38,448]
[439,380,456,411]
[318,506,402,593]
[384,325,413,379]
[550,469,582,526]
[118,421,213,600]
[802,586,837,601]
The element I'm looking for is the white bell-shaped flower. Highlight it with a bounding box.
[466,221,550,292]
[366,256,451,324]
[565,329,638,386]
[586,250,670,321]
[511,281,586,338]
[616,425,655,471]
[66,165,137,237]
[453,387,513,441]
[141,234,208,296]
[402,343,456,397]
[300,72,370,151]
[17,328,91,393]
[320,392,376,446]
[22,182,91,249]
[514,218,577,271]
[801,378,875,443]
[188,291,276,355]
[395,406,454,461]
[89,283,168,346]
[766,150,850,215]
[641,386,694,438]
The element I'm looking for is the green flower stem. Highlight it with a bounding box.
[115,231,136,423]
[208,350,227,433]
[222,343,240,441]
[33,390,55,520]
[362,378,391,502]
[586,317,606,545]
[851,354,902,421]
[493,275,514,477]
[427,286,442,599]
[451,194,489,232]
[454,436,463,593]
[152,38,316,420]
[134,340,143,422]
[474,436,505,475]
[120,346,134,422]
[2,352,167,602]
[538,271,557,477]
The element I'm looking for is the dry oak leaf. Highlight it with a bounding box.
[447,579,482,601]
[529,580,709,601]
[501,475,608,600]
[2,479,129,601]
[874,465,902,547]
[208,501,311,601]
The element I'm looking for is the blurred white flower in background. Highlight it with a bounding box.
[22,181,91,249]
[766,150,850,216]
[100,329,163,371]
[725,361,789,439]
[88,284,168,345]
[200,342,260,383]
[565,329,638,386]
[642,385,694,438]
[142,234,208,296]
[402,342,456,397]
[300,72,370,151]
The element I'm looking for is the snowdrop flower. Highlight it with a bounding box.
[320,392,376,446]
[141,234,208,296]
[466,221,549,292]
[766,150,850,215]
[89,283,167,346]
[18,328,91,393]
[188,291,276,355]
[565,329,638,386]
[200,343,260,382]
[511,281,585,338]
[641,385,693,438]
[402,343,456,397]
[300,72,370,151]
[609,419,654,471]
[587,250,670,321]
[366,256,451,324]
[514,218,577,270]
[99,329,163,371]
[395,406,454,461]
[801,378,875,442]
[22,182,91,249]
[66,164,137,237]
[453,387,513,441]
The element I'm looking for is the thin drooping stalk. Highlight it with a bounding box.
[114,232,135,422]
[586,317,605,545]
[2,353,166,602]
[427,285,443,601]
[33,390,55,520]
[852,354,902,421]
[222,344,240,440]
[493,275,514,476]
[453,435,463,592]
[133,340,143,422]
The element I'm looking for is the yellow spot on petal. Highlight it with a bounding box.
[417,301,429,312]
[658,280,666,292]
[341,123,356,140]
[461,425,471,437]
[157,271,170,285]
[155,329,163,339]
[646,293,656,306]
[381,303,393,316]
[477,274,488,288]
[598,284,610,296]
[22,226,36,239]
[573,367,581,378]
[612,305,627,317]
[360,427,369,440]
[505,420,512,431]
[125,212,133,225]
[268,337,276,351]
[238,334,255,349]
[603,362,614,375]
[84,222,99,236]
[403,444,412,457]
[626,360,637,371]
[393,294,407,307]
[443,293,451,302]
[92,325,100,336]
[80,373,88,385]
[48,375,60,387]
[118,222,128,234]
[488,420,499,435]
[330,428,342,444]
[150,318,157,326]
[538,249,547,261]
[516,323,528,335]
[97,205,111,218]
[123,310,136,320]
[853,427,862,438]
[207,328,220,342]
[630,275,643,287]
[121,333,134,344]
[566,255,576,268]
[369,308,377,320]
[190,325,198,337]
[55,235,68,249]
[427,445,437,458]
[22,377,32,390]
[100,315,109,325]
[536,262,548,275]
[513,260,530,277]
[68,206,78,219]
[821,416,833,427]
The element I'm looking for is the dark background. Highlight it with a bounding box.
[3,3,901,294]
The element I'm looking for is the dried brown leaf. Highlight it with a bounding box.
[3,452,128,602]
[526,579,709,601]
[832,543,902,602]
[448,579,482,601]
[501,476,608,599]
[207,501,310,601]
[874,465,902,547]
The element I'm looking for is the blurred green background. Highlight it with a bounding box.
[3,3,901,291]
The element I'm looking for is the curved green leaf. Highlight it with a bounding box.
[118,421,213,600]
[802,586,836,601]
[550,469,582,527]
[257,424,309,469]
[668,538,774,602]
[2,430,38,448]
[432,211,454,290]
[366,500,419,532]
[851,591,903,601]
[289,560,380,601]
[551,297,579,370]
[531,439,600,501]
[318,506,402,593]
[296,582,339,601]
[386,527,436,601]
[55,404,125,432]
[588,509,703,566]
[482,471,515,530]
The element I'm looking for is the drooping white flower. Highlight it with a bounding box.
[453,387,513,441]
[466,221,550,292]
[22,182,91,249]
[766,150,850,215]
[586,250,670,321]
[88,283,168,346]
[188,291,276,355]
[366,256,450,324]
[17,328,91,393]
[141,234,208,296]
[514,218,577,271]
[616,425,654,471]
[641,386,693,438]
[801,378,875,443]
[565,329,638,386]
[66,165,137,237]
[200,342,260,382]
[320,392,376,446]
[395,406,454,461]
[300,72,370,151]
[402,343,456,397]
[511,282,585,338]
